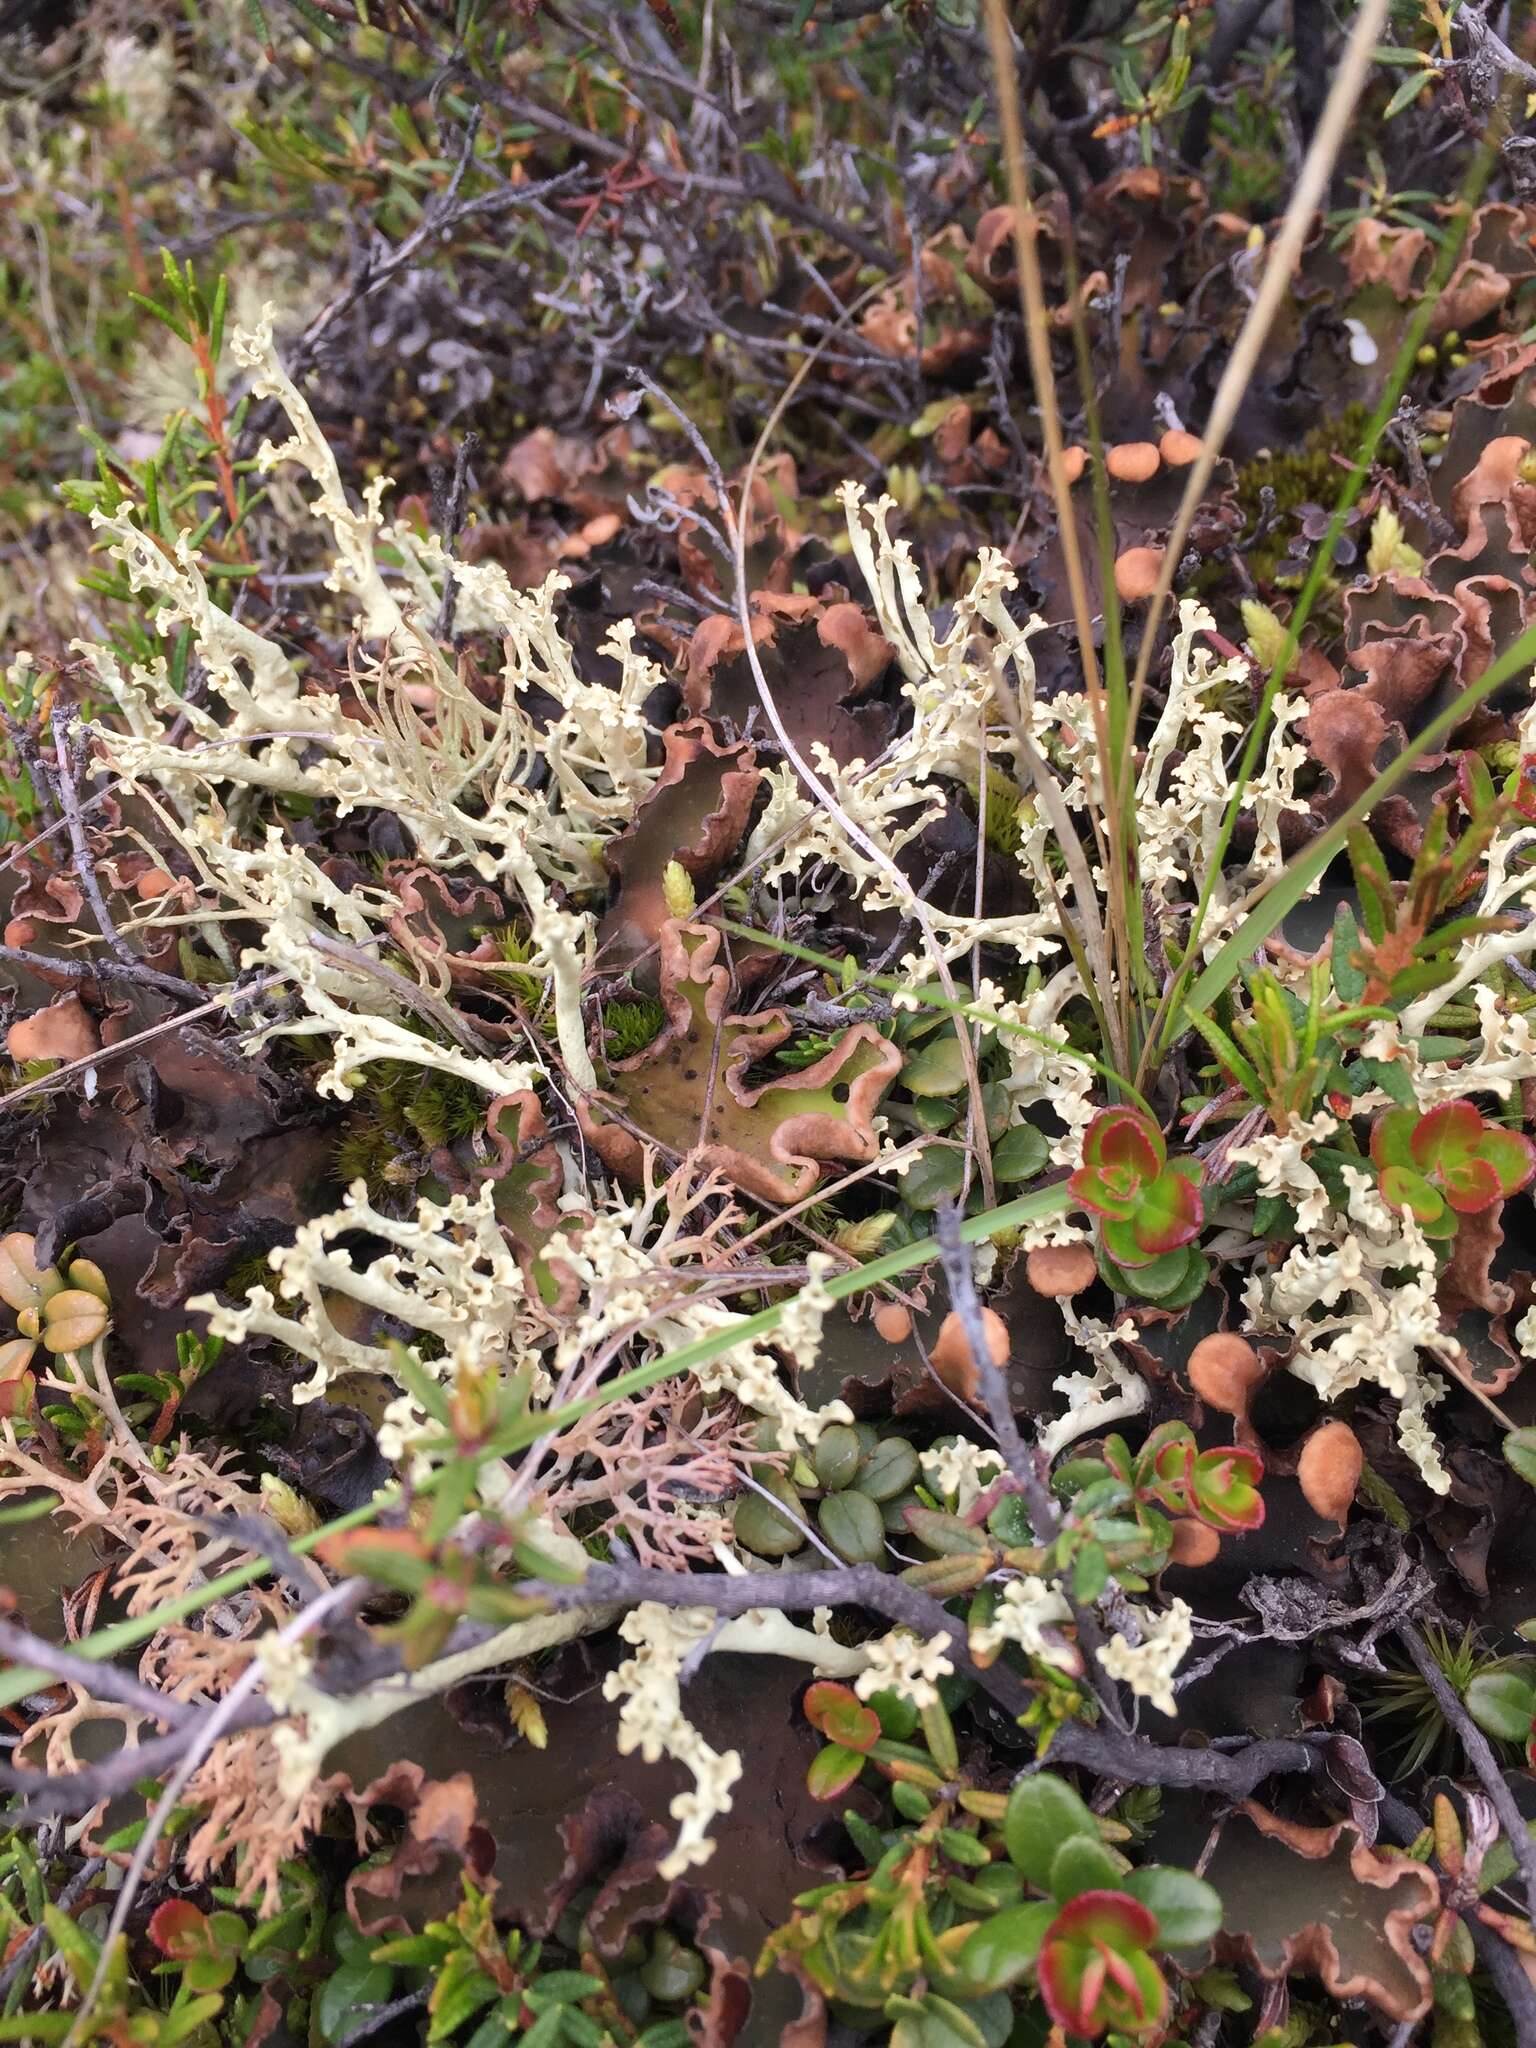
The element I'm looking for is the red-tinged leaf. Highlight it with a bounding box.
[1037,1893,1167,2039]
[1080,1108,1163,1187]
[1101,1214,1150,1267]
[806,1742,867,1801]
[1070,1166,1138,1223]
[1441,1156,1502,1214]
[1047,1891,1159,1949]
[0,1375,34,1421]
[1190,1447,1266,1532]
[1128,1167,1203,1257]
[1410,1100,1484,1175]
[1141,1424,1195,1513]
[1377,1101,1535,1223]
[1480,1126,1536,1198]
[1040,1942,1106,2036]
[803,1682,880,1752]
[148,1901,211,1959]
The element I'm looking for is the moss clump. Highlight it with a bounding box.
[333,1060,487,1195]
[602,997,665,1061]
[476,924,544,1009]
[964,776,1030,860]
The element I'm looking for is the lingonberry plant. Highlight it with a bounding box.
[1371,1101,1536,1238]
[1068,1109,1207,1301]
[1105,1422,1266,1536]
[781,1722,1221,2042]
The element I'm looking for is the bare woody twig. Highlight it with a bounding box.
[1454,9,1536,96]
[531,1560,1322,1800]
[0,941,201,1003]
[431,429,479,641]
[285,121,587,377]
[48,708,137,973]
[0,1619,195,1726]
[0,1711,270,1822]
[934,1200,1036,1494]
[932,1201,1124,1727]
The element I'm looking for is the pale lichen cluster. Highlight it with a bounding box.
[47,307,1536,1879]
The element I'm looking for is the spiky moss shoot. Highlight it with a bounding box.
[476,923,545,1009]
[332,1059,487,1196]
[1363,1622,1518,1778]
[1234,403,1377,587]
[602,996,665,1062]
[962,775,1029,860]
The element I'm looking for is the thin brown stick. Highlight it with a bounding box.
[933,1199,1122,1725]
[981,0,1129,1077]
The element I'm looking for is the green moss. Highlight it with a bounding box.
[964,776,1029,860]
[332,1060,487,1196]
[221,1248,278,1306]
[602,997,665,1061]
[1209,73,1291,219]
[475,923,544,1008]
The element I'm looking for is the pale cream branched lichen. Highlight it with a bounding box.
[191,1180,541,1406]
[82,312,677,1118]
[852,1629,956,1711]
[1241,1168,1452,1491]
[603,1603,744,1877]
[525,1172,854,1457]
[1039,1311,1149,1460]
[1227,1109,1339,1233]
[968,1575,1077,1670]
[776,1251,837,1373]
[1096,1597,1193,1717]
[919,1439,1005,1517]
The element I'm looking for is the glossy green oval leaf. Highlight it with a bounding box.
[956,1900,1057,1993]
[1122,1865,1225,1949]
[1048,1835,1125,1902]
[1003,1773,1100,1888]
[1465,1670,1536,1744]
